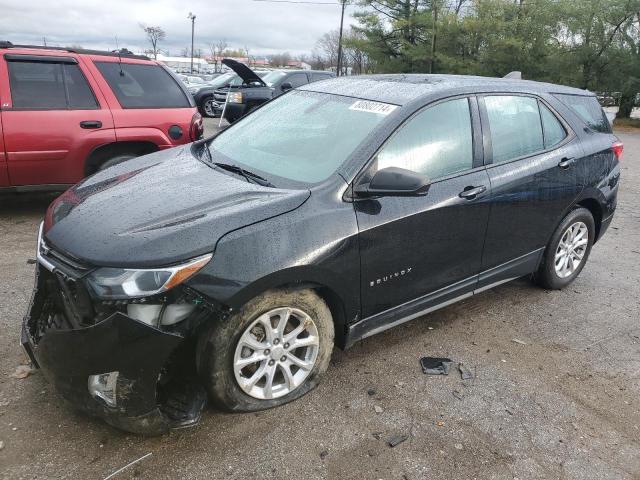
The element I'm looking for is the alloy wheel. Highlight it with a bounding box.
[554,221,588,278]
[233,307,319,400]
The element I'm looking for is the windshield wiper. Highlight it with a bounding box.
[213,162,275,188]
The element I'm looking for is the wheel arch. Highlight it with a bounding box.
[206,268,354,351]
[576,197,603,242]
[84,141,159,176]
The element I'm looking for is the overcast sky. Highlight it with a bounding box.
[0,0,357,57]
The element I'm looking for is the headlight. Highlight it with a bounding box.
[87,254,212,299]
[228,92,243,104]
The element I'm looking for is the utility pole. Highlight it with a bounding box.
[336,0,346,77]
[188,12,196,74]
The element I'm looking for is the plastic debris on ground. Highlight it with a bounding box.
[420,357,453,375]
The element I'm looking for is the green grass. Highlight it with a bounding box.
[613,117,640,128]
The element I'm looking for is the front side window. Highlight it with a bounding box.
[7,61,97,110]
[95,62,190,108]
[311,73,332,82]
[286,73,309,88]
[207,91,391,184]
[263,71,287,86]
[484,95,543,164]
[376,98,474,180]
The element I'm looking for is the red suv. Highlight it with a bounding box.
[0,42,203,190]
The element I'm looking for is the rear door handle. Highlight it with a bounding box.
[80,121,102,129]
[459,185,486,200]
[558,157,575,169]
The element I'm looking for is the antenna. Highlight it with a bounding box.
[115,36,124,77]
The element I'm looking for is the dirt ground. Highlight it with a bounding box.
[0,126,638,479]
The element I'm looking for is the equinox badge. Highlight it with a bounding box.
[370,267,413,287]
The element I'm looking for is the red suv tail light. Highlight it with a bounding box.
[190,113,204,141]
[612,141,623,160]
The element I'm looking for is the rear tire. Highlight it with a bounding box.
[534,207,595,289]
[197,289,334,412]
[98,154,137,171]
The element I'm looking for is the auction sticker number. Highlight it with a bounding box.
[349,100,398,116]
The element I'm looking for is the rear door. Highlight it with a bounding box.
[477,94,584,288]
[0,54,115,186]
[87,58,195,148]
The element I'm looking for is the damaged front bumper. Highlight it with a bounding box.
[21,249,215,435]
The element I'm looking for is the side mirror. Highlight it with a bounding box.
[281,82,293,91]
[355,167,430,197]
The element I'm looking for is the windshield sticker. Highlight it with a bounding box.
[349,100,398,116]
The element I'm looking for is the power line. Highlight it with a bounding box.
[251,0,353,5]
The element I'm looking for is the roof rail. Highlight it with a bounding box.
[503,71,522,80]
[0,42,149,60]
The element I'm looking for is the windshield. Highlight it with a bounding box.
[206,90,392,184]
[263,71,287,87]
[208,73,237,88]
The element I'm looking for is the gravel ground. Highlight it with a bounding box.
[0,126,638,480]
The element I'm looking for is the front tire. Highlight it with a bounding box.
[197,289,334,412]
[535,207,595,289]
[200,95,217,118]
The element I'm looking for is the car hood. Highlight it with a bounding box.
[222,59,266,87]
[43,147,310,268]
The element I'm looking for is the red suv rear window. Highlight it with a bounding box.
[95,62,191,109]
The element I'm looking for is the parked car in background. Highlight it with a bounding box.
[191,70,268,118]
[217,59,335,123]
[22,74,620,434]
[0,42,202,190]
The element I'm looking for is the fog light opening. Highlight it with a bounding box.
[88,371,119,407]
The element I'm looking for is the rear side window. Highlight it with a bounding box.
[377,98,474,179]
[484,95,543,164]
[554,94,611,133]
[95,62,190,108]
[7,61,97,110]
[64,63,99,109]
[540,104,567,148]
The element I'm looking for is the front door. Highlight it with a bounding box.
[355,97,491,318]
[0,108,8,186]
[0,55,115,186]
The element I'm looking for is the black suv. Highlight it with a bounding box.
[22,74,621,434]
[213,59,334,123]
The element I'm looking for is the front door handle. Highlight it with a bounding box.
[558,157,575,169]
[80,120,102,129]
[459,185,487,200]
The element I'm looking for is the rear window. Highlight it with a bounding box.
[554,94,611,133]
[95,62,191,109]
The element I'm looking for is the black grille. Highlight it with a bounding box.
[40,240,91,278]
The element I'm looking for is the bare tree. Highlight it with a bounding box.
[139,24,166,60]
[208,39,228,72]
